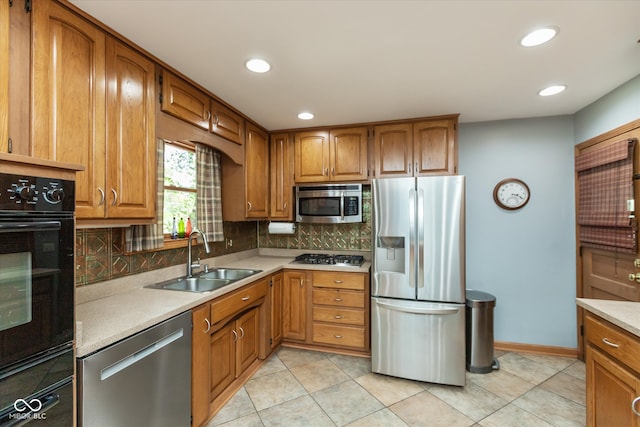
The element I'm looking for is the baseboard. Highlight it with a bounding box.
[494,341,578,358]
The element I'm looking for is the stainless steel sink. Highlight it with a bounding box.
[145,268,262,293]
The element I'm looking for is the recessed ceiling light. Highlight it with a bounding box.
[538,85,566,96]
[245,58,271,73]
[297,112,314,120]
[520,27,558,47]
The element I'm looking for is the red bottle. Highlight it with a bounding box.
[185,217,192,237]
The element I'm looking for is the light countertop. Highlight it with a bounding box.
[75,248,370,358]
[577,298,640,338]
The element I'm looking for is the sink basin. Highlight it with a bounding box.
[145,268,262,293]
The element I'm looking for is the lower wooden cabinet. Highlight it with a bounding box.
[191,278,268,427]
[585,312,640,426]
[283,270,307,341]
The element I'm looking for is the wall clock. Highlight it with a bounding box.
[493,178,530,210]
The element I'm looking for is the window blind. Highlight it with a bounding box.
[576,138,637,253]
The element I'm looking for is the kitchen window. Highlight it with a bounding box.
[163,141,197,236]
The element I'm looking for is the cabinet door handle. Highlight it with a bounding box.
[332,167,335,176]
[299,279,304,288]
[283,201,287,210]
[324,167,329,176]
[97,188,105,206]
[203,318,211,333]
[111,188,118,206]
[632,396,640,416]
[247,201,252,211]
[205,110,211,121]
[238,327,245,339]
[241,296,250,301]
[213,113,219,126]
[602,337,620,348]
[232,329,238,342]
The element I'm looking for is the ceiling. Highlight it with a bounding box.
[69,0,640,131]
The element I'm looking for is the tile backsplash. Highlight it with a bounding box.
[76,187,372,286]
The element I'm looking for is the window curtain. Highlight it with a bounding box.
[125,138,165,252]
[196,144,224,242]
[576,138,637,253]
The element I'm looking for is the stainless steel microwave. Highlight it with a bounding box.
[295,183,363,224]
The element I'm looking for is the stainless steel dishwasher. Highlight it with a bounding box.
[77,311,192,427]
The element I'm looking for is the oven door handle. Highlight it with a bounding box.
[0,221,61,233]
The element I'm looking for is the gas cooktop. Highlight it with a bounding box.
[292,253,365,267]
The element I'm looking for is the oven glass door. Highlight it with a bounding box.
[0,216,75,369]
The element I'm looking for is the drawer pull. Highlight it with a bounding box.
[334,335,343,339]
[335,298,343,302]
[334,315,342,319]
[242,296,250,301]
[334,280,343,284]
[602,337,620,348]
[633,396,640,416]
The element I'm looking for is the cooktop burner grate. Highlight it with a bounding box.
[293,253,365,266]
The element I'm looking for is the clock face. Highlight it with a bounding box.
[493,179,530,210]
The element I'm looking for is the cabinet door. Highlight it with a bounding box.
[211,100,245,145]
[587,345,640,427]
[210,322,236,399]
[161,70,209,130]
[269,273,284,351]
[0,0,7,153]
[192,305,211,427]
[245,123,269,218]
[270,133,294,220]
[295,131,330,182]
[236,308,260,374]
[283,271,307,341]
[413,119,457,176]
[105,37,156,219]
[32,1,106,218]
[374,123,413,177]
[329,127,368,181]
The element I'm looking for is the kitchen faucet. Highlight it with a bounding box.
[187,228,211,277]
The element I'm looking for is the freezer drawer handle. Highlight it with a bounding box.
[100,328,184,381]
[375,300,460,315]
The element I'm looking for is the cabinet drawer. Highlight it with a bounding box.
[585,312,640,371]
[211,279,268,324]
[312,271,365,290]
[312,289,364,308]
[313,324,365,349]
[312,307,364,326]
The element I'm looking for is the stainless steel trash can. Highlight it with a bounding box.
[465,290,499,373]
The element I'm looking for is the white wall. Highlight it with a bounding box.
[459,116,577,347]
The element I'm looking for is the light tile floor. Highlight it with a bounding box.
[208,347,586,427]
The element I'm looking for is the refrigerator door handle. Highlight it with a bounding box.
[417,187,424,290]
[409,187,416,290]
[375,299,460,315]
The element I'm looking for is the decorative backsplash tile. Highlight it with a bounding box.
[76,221,257,286]
[77,187,372,287]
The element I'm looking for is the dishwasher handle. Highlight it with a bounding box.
[375,299,460,315]
[100,328,184,381]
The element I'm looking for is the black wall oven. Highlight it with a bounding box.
[0,173,75,426]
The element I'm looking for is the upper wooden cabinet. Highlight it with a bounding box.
[32,2,155,221]
[0,0,8,153]
[245,123,269,218]
[160,70,245,145]
[374,117,458,177]
[269,132,294,220]
[294,127,368,183]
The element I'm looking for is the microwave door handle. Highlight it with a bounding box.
[340,192,345,221]
[0,221,62,233]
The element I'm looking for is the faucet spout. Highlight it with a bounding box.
[187,228,211,277]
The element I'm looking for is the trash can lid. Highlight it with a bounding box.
[466,290,496,308]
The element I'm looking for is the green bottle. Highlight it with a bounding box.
[178,217,185,238]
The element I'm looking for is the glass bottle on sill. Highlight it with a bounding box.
[171,217,178,239]
[178,217,185,238]
[185,217,192,237]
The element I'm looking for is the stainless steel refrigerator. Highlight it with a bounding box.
[371,176,465,386]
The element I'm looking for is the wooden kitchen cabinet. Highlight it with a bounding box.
[266,272,284,355]
[585,312,640,426]
[32,2,155,221]
[192,304,211,427]
[211,100,245,145]
[283,270,308,341]
[294,127,368,183]
[269,132,294,220]
[311,271,368,351]
[160,70,210,130]
[374,117,458,177]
